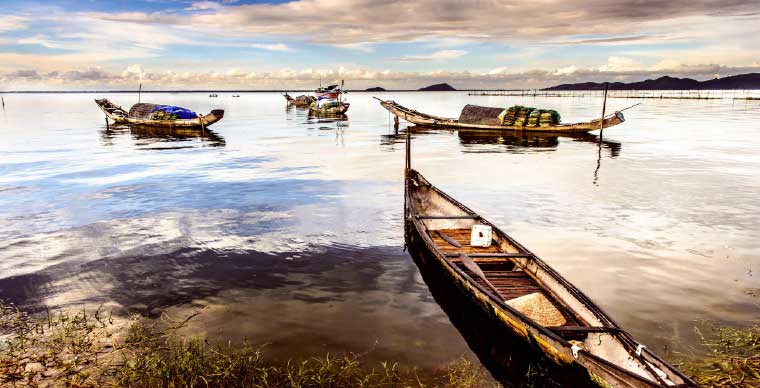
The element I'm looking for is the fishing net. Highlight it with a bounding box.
[506,292,567,327]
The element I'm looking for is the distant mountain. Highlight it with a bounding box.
[418,83,456,91]
[365,86,386,92]
[544,73,760,90]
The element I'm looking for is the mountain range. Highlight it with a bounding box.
[544,73,760,90]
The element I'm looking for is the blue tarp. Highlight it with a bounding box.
[151,105,198,119]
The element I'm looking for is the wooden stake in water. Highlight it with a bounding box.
[1,96,5,112]
[599,82,609,136]
[138,83,142,104]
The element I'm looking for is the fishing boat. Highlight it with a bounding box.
[284,93,315,108]
[308,101,350,116]
[402,135,697,387]
[95,99,224,128]
[378,98,626,133]
[315,83,344,100]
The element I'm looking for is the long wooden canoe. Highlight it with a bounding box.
[95,99,224,128]
[379,99,624,133]
[403,167,697,386]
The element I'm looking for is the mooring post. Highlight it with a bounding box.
[599,82,609,137]
[394,115,399,129]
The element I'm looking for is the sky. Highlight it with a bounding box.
[1,0,759,90]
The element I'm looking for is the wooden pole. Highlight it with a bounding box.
[405,124,411,174]
[599,82,609,135]
[138,83,142,103]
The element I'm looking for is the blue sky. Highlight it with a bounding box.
[1,0,759,90]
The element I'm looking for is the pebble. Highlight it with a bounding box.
[25,362,45,373]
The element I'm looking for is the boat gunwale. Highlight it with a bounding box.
[405,169,695,387]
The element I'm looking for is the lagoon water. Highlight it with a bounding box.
[0,92,758,373]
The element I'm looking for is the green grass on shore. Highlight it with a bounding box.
[0,302,497,388]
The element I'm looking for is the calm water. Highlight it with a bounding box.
[0,92,758,371]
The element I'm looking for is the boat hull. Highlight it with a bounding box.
[403,169,697,388]
[381,99,624,133]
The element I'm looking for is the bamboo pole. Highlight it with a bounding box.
[599,83,609,135]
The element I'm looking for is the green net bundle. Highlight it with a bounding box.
[500,105,561,127]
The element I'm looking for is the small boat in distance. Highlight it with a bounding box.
[315,83,344,100]
[377,98,625,133]
[95,99,224,128]
[308,99,350,116]
[284,93,316,108]
[209,93,218,98]
[402,133,697,387]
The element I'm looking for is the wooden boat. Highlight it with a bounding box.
[308,102,350,116]
[402,137,697,387]
[95,99,224,128]
[378,98,625,133]
[284,93,315,108]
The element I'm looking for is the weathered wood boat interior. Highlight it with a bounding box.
[429,228,584,332]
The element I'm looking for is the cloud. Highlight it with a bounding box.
[188,1,224,11]
[391,49,468,62]
[3,62,759,91]
[599,56,644,72]
[146,0,760,47]
[18,35,64,49]
[0,16,27,32]
[250,43,291,52]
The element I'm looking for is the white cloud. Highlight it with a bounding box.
[188,1,224,11]
[391,49,468,62]
[18,35,64,49]
[250,43,292,52]
[0,16,27,32]
[3,62,759,91]
[599,56,643,72]
[486,66,509,75]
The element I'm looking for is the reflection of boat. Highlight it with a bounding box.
[378,99,625,133]
[403,139,695,387]
[101,124,225,148]
[382,126,621,157]
[95,99,224,128]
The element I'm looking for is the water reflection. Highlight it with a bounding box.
[99,124,226,149]
[381,125,621,157]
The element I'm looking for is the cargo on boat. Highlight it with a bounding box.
[95,99,224,128]
[378,98,625,133]
[402,133,697,387]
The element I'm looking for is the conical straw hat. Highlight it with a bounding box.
[506,292,567,327]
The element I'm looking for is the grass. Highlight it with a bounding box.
[679,323,760,388]
[5,301,758,388]
[0,301,498,388]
